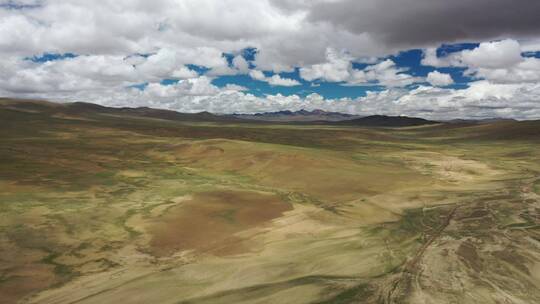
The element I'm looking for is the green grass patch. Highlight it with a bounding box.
[315,284,373,304]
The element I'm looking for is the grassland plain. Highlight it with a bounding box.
[0,98,539,304]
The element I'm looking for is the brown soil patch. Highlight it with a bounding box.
[457,241,483,273]
[0,264,57,304]
[170,140,427,201]
[148,190,292,257]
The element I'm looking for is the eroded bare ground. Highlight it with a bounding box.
[1,101,540,303]
[370,157,540,303]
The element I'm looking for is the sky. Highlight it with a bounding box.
[1,0,540,119]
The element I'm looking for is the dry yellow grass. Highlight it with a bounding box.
[1,100,539,304]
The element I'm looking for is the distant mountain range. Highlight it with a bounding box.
[233,109,441,127]
[0,98,455,128]
[232,109,360,122]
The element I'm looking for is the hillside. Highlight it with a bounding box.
[0,99,442,127]
[335,114,440,127]
[1,98,540,304]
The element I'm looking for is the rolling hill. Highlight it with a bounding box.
[1,97,540,304]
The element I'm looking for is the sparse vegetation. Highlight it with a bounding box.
[1,98,539,304]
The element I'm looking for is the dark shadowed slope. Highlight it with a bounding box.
[408,119,540,141]
[0,98,244,123]
[334,115,440,127]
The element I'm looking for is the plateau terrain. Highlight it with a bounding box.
[1,98,539,303]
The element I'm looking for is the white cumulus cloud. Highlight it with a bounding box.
[248,69,300,86]
[427,71,454,87]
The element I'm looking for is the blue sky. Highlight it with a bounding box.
[23,42,486,100]
[123,44,478,99]
[211,69,384,99]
